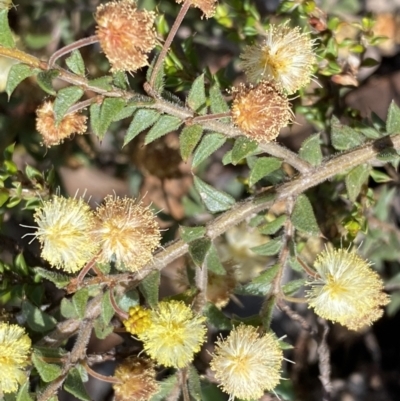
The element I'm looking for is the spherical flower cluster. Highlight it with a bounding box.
[138,300,207,368]
[36,101,87,147]
[123,306,151,336]
[95,0,157,72]
[210,325,283,400]
[93,196,161,272]
[240,24,316,94]
[175,0,217,19]
[113,356,158,401]
[0,322,32,394]
[306,248,390,331]
[32,196,99,273]
[231,81,293,142]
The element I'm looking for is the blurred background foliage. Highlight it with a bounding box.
[2,0,400,400]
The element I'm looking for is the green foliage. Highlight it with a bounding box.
[139,271,160,308]
[64,368,91,401]
[291,194,320,235]
[180,124,203,161]
[249,157,282,186]
[6,64,37,98]
[123,109,161,145]
[192,132,226,168]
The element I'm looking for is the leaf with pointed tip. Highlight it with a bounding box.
[180,225,206,243]
[345,163,370,202]
[60,298,79,319]
[192,132,226,168]
[282,279,306,296]
[249,157,282,186]
[180,124,203,162]
[16,382,33,401]
[34,267,70,289]
[187,366,202,401]
[0,9,15,48]
[53,86,84,125]
[231,137,258,165]
[251,238,283,256]
[101,290,115,325]
[209,84,229,122]
[123,109,161,146]
[193,175,235,213]
[149,375,178,401]
[145,115,182,144]
[238,264,280,296]
[139,271,160,308]
[6,64,37,99]
[188,74,207,114]
[72,288,89,319]
[65,50,85,76]
[32,351,62,382]
[96,97,126,138]
[258,215,287,235]
[22,301,57,332]
[90,103,101,136]
[331,116,364,150]
[189,238,211,266]
[299,133,322,166]
[291,194,320,235]
[203,302,232,330]
[64,368,91,401]
[205,244,226,275]
[37,70,59,95]
[387,100,400,135]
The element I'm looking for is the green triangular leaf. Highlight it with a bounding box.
[53,86,84,124]
[145,115,182,144]
[139,270,160,308]
[345,163,370,202]
[32,350,62,382]
[189,238,211,266]
[299,133,322,166]
[205,244,226,275]
[238,264,280,296]
[60,298,79,319]
[386,100,400,135]
[331,116,364,150]
[192,132,226,168]
[251,238,283,256]
[72,288,89,319]
[249,157,282,186]
[193,175,235,213]
[6,64,37,99]
[64,368,91,401]
[65,50,85,76]
[180,124,203,162]
[149,375,178,401]
[203,302,232,330]
[123,109,161,146]
[188,74,207,114]
[36,70,59,95]
[101,290,115,325]
[180,225,206,243]
[231,137,258,165]
[291,194,320,235]
[0,9,14,48]
[97,97,126,138]
[282,279,305,296]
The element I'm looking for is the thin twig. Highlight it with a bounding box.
[317,318,332,401]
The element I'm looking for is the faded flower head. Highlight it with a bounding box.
[93,195,161,272]
[31,196,99,273]
[36,101,87,147]
[207,263,237,309]
[0,322,32,394]
[306,247,390,331]
[175,0,217,19]
[210,325,283,400]
[231,81,293,142]
[138,300,207,368]
[240,24,316,94]
[113,356,158,401]
[123,305,151,336]
[95,0,157,72]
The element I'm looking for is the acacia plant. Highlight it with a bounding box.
[0,0,398,400]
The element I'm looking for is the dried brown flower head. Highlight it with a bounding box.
[175,0,217,19]
[95,0,157,72]
[36,101,87,147]
[231,81,293,143]
[93,195,161,271]
[113,356,158,401]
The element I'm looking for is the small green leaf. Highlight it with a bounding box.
[192,132,226,168]
[282,279,305,296]
[88,76,113,91]
[189,238,211,266]
[113,70,128,90]
[145,115,182,144]
[96,97,126,138]
[123,109,161,146]
[386,100,400,135]
[6,64,36,99]
[65,50,85,76]
[251,238,283,256]
[0,9,14,48]
[203,302,232,330]
[139,271,160,308]
[149,375,178,401]
[22,301,57,332]
[117,289,140,312]
[16,382,33,401]
[146,57,164,94]
[205,244,226,275]
[376,147,399,162]
[209,84,229,122]
[291,194,320,235]
[64,368,91,401]
[231,137,259,165]
[101,290,115,325]
[53,86,84,125]
[112,103,137,122]
[72,288,89,319]
[222,149,232,165]
[258,215,287,235]
[193,175,235,213]
[93,317,114,340]
[249,157,282,186]
[180,225,206,243]
[37,70,59,95]
[180,124,203,162]
[60,298,79,319]
[299,134,322,166]
[369,168,392,183]
[239,264,280,296]
[34,267,70,289]
[187,366,202,401]
[331,116,364,150]
[188,74,207,114]
[32,351,62,382]
[345,163,370,202]
[90,103,101,136]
